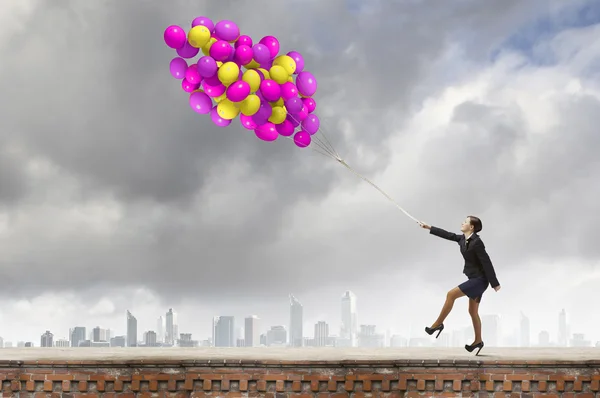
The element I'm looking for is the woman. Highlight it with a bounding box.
[418,216,500,355]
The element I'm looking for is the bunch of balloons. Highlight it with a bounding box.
[164,17,320,148]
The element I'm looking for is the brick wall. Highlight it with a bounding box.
[0,357,599,397]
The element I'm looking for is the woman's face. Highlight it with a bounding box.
[460,217,473,233]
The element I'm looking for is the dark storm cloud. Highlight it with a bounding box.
[0,0,591,300]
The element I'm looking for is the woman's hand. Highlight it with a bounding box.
[418,221,431,230]
[494,285,501,292]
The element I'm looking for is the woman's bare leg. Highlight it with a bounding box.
[468,298,482,344]
[431,287,465,328]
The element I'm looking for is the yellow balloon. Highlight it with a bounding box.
[270,98,284,107]
[273,55,297,75]
[269,65,288,84]
[202,37,217,56]
[217,99,240,120]
[240,94,260,116]
[214,93,227,103]
[242,70,261,92]
[268,106,287,124]
[216,61,223,67]
[245,60,260,69]
[218,62,240,85]
[257,68,270,80]
[188,26,211,48]
[287,76,294,83]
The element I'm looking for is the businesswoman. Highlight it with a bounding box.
[418,216,500,355]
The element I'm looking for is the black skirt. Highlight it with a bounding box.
[458,276,489,303]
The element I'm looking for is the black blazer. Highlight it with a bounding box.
[429,226,500,288]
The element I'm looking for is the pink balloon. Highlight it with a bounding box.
[226,81,251,102]
[177,41,200,58]
[280,82,298,100]
[255,122,278,141]
[285,97,303,113]
[184,65,202,85]
[259,36,280,59]
[191,16,214,32]
[240,114,257,130]
[259,79,281,102]
[235,35,253,48]
[214,20,240,42]
[276,120,294,137]
[233,45,254,66]
[189,91,212,114]
[302,97,316,113]
[296,71,318,97]
[181,79,199,93]
[287,51,305,74]
[293,130,311,148]
[169,57,188,79]
[295,105,308,121]
[301,114,320,135]
[209,40,233,62]
[210,106,232,127]
[286,114,300,127]
[203,82,226,97]
[164,25,187,49]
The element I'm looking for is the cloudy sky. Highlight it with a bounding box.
[1,0,600,346]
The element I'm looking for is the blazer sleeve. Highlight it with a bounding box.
[429,226,462,242]
[473,240,500,288]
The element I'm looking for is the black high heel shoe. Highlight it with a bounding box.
[465,341,484,355]
[424,324,444,338]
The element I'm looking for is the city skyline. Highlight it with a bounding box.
[1,291,597,348]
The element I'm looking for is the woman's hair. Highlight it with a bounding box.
[468,216,483,233]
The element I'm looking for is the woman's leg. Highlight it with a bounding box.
[431,287,465,327]
[468,298,482,344]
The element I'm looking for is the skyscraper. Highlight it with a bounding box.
[244,316,260,347]
[520,312,530,347]
[558,309,568,347]
[127,310,138,347]
[166,308,178,345]
[40,331,53,347]
[481,315,500,347]
[314,321,329,347]
[213,316,235,347]
[289,294,303,347]
[70,327,86,347]
[341,291,358,347]
[157,316,165,343]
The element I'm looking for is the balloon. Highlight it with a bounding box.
[287,76,294,83]
[259,79,281,102]
[182,78,199,93]
[188,25,212,49]
[252,112,270,126]
[273,55,296,75]
[235,35,253,48]
[177,41,200,58]
[217,62,240,85]
[233,45,253,66]
[268,106,287,124]
[302,97,316,113]
[202,37,217,56]
[252,44,271,64]
[269,65,288,84]
[259,36,280,59]
[252,102,272,125]
[203,74,221,86]
[284,97,303,113]
[210,106,232,127]
[226,81,251,102]
[214,93,227,103]
[295,105,309,121]
[296,72,317,97]
[276,119,295,136]
[293,130,311,147]
[257,68,270,80]
[214,20,240,42]
[240,114,258,130]
[217,99,240,120]
[197,56,218,77]
[301,114,320,134]
[169,57,188,79]
[255,122,278,141]
[280,82,298,100]
[242,70,261,92]
[184,65,201,85]
[191,16,214,32]
[164,25,187,49]
[245,60,260,69]
[239,94,260,115]
[203,82,226,97]
[270,98,284,107]
[287,51,305,74]
[210,40,233,62]
[287,114,300,127]
[189,91,213,114]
